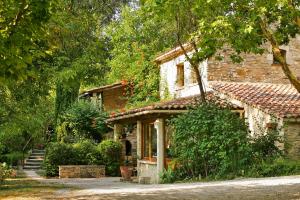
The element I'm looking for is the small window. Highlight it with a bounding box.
[176,63,184,87]
[273,49,286,64]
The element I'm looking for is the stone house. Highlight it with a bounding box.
[108,37,300,183]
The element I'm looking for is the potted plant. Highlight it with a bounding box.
[120,157,133,181]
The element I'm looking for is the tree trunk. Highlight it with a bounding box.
[260,19,300,93]
[272,47,300,93]
[192,63,206,102]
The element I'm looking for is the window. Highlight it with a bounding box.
[176,63,184,87]
[273,49,286,64]
[142,123,157,160]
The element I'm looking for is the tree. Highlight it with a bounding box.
[145,0,208,101]
[0,0,53,83]
[106,5,176,106]
[154,0,300,92]
[47,0,129,123]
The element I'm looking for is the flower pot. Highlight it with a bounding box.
[120,166,133,181]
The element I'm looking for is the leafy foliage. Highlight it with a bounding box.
[106,5,176,106]
[44,139,122,177]
[170,103,252,179]
[97,140,122,176]
[0,163,13,182]
[167,103,285,182]
[0,0,53,83]
[56,100,110,143]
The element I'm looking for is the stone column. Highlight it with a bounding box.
[155,118,165,183]
[113,124,122,141]
[136,121,142,160]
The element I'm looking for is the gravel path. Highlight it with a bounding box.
[43,175,300,200]
[24,171,300,200]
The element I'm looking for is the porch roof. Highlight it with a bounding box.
[107,92,241,123]
[210,81,300,118]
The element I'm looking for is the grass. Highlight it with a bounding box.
[0,170,71,199]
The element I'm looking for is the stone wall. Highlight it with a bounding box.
[207,36,300,83]
[59,165,105,178]
[284,122,300,160]
[137,160,158,184]
[103,86,128,111]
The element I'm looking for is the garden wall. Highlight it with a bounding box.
[59,165,105,178]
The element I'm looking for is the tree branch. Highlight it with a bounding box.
[260,17,300,93]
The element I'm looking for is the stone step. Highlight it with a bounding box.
[26,159,43,163]
[29,156,44,159]
[31,152,45,156]
[32,149,45,153]
[24,162,42,166]
[23,166,41,170]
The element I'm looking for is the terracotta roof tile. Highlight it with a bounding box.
[108,92,240,121]
[210,81,300,118]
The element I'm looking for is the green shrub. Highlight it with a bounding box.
[44,142,77,177]
[97,140,122,176]
[56,100,110,143]
[160,168,176,184]
[73,139,100,165]
[0,163,12,182]
[4,152,23,166]
[170,103,252,180]
[248,159,300,177]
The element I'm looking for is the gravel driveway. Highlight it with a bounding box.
[37,175,300,200]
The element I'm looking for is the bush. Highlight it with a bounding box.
[170,103,252,180]
[56,100,110,143]
[248,159,300,177]
[97,140,122,176]
[44,142,77,177]
[0,163,13,182]
[73,140,100,165]
[44,140,122,177]
[160,168,176,184]
[4,152,23,166]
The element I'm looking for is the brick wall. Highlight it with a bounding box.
[208,36,300,83]
[59,165,105,178]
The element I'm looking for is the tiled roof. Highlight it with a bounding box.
[210,81,300,118]
[80,82,125,97]
[107,92,240,122]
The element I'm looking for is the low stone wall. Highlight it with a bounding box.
[59,165,105,178]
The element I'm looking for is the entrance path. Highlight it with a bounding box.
[37,175,300,200]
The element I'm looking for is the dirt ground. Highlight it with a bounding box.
[2,172,300,200]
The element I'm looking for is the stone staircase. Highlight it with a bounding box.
[23,149,45,170]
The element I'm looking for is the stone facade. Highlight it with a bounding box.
[102,86,128,111]
[120,126,137,166]
[59,165,105,178]
[284,122,300,160]
[208,37,300,83]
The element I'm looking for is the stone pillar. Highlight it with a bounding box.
[136,121,142,160]
[113,124,122,141]
[155,118,165,183]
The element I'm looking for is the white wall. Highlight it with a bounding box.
[159,52,209,99]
